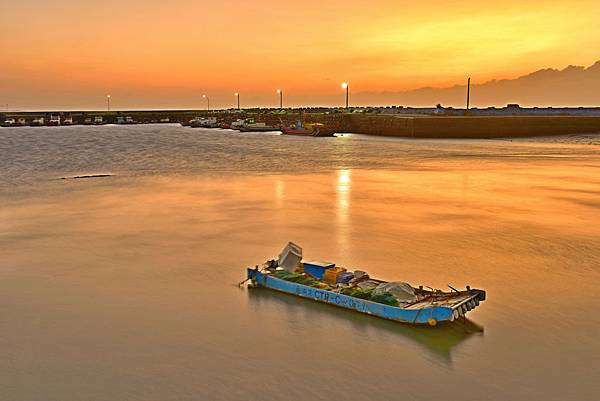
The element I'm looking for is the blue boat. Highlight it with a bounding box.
[245,243,486,326]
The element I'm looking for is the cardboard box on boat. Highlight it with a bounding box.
[323,267,348,284]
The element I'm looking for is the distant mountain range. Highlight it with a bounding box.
[359,60,600,108]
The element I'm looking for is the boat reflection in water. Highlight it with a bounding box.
[246,286,484,363]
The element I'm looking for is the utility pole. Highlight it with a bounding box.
[466,77,471,111]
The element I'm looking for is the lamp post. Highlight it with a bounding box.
[341,83,349,109]
[234,92,240,110]
[276,89,283,109]
[202,94,210,111]
[106,95,111,112]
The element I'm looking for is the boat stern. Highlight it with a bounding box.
[450,288,486,321]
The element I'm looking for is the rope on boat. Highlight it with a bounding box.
[447,284,459,292]
[238,265,261,287]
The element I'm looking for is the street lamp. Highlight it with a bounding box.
[106,95,111,112]
[341,83,349,109]
[234,92,240,110]
[276,89,282,109]
[202,94,210,111]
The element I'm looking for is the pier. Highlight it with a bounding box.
[3,108,600,138]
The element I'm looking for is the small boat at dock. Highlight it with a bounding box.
[239,119,279,132]
[281,122,337,137]
[230,119,246,130]
[48,115,61,126]
[30,117,45,126]
[115,116,135,124]
[62,116,73,125]
[244,243,486,326]
[2,118,16,127]
[189,117,218,128]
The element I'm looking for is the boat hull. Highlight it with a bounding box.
[239,126,280,132]
[313,128,336,137]
[281,128,314,136]
[247,269,464,325]
[281,127,337,137]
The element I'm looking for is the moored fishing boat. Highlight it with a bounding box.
[30,117,45,126]
[48,115,61,126]
[239,120,280,132]
[2,118,16,127]
[230,119,246,130]
[243,243,486,326]
[189,117,218,128]
[281,121,337,137]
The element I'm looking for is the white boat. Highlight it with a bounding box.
[230,119,246,130]
[189,117,218,128]
[239,120,279,132]
[31,117,45,126]
[17,118,27,126]
[2,118,16,127]
[93,116,104,125]
[48,115,60,126]
[62,116,73,125]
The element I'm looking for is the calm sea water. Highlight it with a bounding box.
[1,125,599,401]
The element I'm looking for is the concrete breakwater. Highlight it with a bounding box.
[3,110,600,138]
[341,114,600,138]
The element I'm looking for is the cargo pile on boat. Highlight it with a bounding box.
[272,260,413,306]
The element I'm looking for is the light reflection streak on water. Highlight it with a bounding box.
[274,179,285,209]
[336,169,352,254]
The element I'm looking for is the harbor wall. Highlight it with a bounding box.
[340,115,600,138]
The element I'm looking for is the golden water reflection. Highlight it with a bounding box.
[1,160,599,401]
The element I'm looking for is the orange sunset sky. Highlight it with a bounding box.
[1,0,600,110]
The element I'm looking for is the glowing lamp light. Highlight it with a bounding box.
[341,82,348,89]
